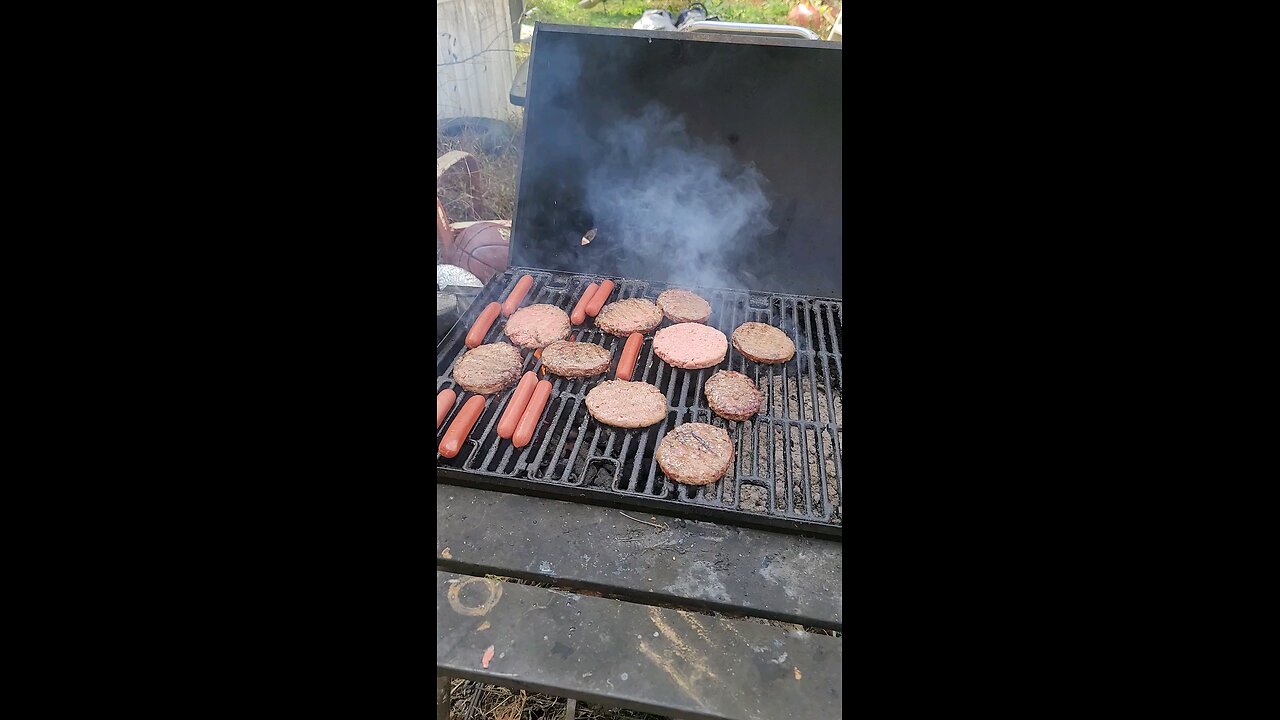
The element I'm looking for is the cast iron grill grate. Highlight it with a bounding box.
[436,267,843,538]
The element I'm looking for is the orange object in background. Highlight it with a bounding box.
[788,2,821,30]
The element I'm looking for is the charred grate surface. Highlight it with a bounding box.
[436,267,843,538]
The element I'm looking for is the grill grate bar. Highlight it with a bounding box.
[801,299,831,516]
[790,300,812,515]
[437,267,843,537]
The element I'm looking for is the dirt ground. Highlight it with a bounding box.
[447,679,668,719]
[437,116,524,226]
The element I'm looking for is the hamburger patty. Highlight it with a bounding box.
[652,323,728,369]
[504,304,570,349]
[703,370,763,422]
[655,423,734,486]
[656,289,712,324]
[540,340,611,378]
[584,380,666,428]
[594,298,663,337]
[731,322,796,364]
[452,342,523,395]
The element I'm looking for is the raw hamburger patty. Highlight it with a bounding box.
[656,289,712,324]
[731,322,796,364]
[655,423,734,486]
[652,323,728,369]
[584,380,666,428]
[504,304,570,349]
[704,370,763,422]
[540,340,611,378]
[452,343,523,395]
[594,298,663,337]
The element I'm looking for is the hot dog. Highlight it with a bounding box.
[584,280,615,318]
[437,388,457,430]
[502,275,535,317]
[439,395,486,458]
[497,372,538,439]
[616,332,644,381]
[512,380,553,448]
[465,302,503,349]
[571,282,599,325]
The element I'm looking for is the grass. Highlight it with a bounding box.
[519,1,841,45]
[526,0,798,30]
[527,0,788,28]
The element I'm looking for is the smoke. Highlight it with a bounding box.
[583,103,774,292]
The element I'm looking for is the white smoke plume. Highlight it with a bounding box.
[583,104,774,292]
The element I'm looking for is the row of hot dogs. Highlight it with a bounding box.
[464,277,617,350]
[438,275,633,459]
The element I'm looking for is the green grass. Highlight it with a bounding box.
[526,0,796,29]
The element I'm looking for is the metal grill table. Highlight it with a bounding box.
[437,267,844,538]
[436,487,843,720]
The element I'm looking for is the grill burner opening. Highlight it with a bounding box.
[436,267,844,537]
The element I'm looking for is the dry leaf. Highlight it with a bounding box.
[477,621,491,631]
[794,667,802,680]
[482,644,495,668]
[441,547,452,559]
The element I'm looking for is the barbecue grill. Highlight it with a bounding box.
[437,24,842,720]
[437,24,842,538]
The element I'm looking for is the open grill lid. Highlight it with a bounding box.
[511,24,842,299]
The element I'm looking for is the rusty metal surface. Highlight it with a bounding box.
[437,485,842,630]
[436,570,841,720]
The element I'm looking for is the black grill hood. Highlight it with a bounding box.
[511,24,842,299]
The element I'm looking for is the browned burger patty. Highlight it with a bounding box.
[584,380,666,428]
[594,298,663,337]
[703,370,763,422]
[731,322,795,364]
[652,323,728,369]
[656,289,712,324]
[540,340,611,378]
[655,423,734,486]
[452,343,523,395]
[504,304,570,349]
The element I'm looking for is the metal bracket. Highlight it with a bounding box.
[680,20,820,41]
